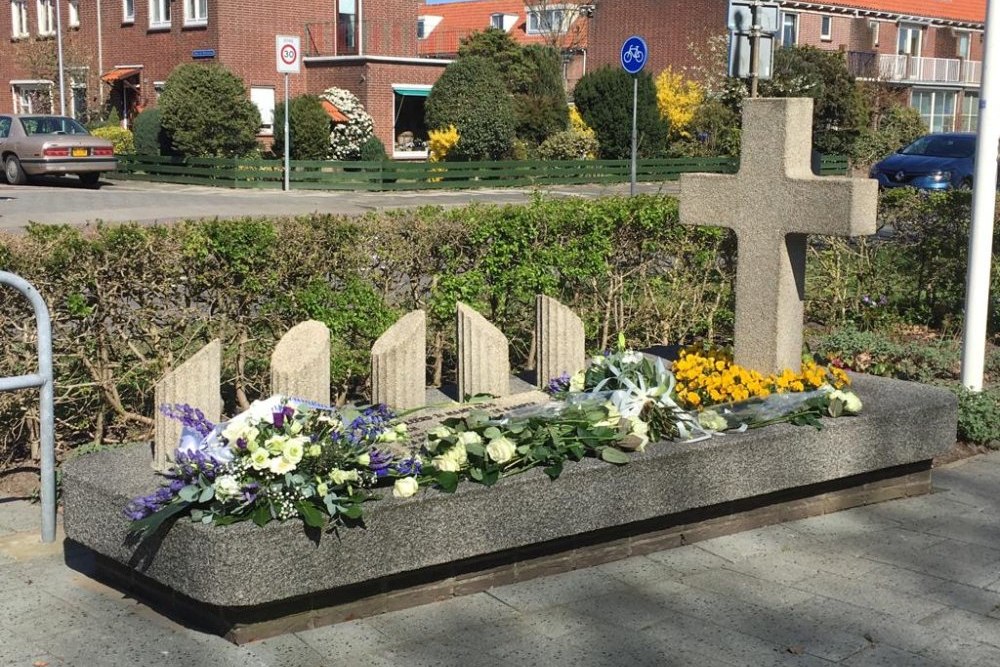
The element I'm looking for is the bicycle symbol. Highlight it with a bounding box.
[623,44,644,64]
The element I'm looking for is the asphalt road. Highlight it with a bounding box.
[0,175,679,232]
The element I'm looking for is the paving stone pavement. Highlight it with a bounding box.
[1,453,999,666]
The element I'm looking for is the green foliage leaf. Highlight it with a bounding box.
[198,485,215,503]
[543,461,564,480]
[600,447,631,465]
[178,484,200,503]
[436,471,459,493]
[251,503,272,527]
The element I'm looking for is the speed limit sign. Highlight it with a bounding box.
[276,35,301,74]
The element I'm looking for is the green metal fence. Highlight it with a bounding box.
[112,154,850,191]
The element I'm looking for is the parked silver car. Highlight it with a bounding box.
[0,114,117,187]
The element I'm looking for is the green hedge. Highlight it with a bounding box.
[0,196,734,463]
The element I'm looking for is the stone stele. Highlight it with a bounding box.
[679,97,878,374]
[371,309,426,410]
[153,340,222,471]
[270,320,331,406]
[535,295,585,389]
[457,302,509,399]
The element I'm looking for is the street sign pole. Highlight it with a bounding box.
[631,75,638,196]
[749,0,760,97]
[620,35,648,197]
[276,35,301,193]
[283,73,290,192]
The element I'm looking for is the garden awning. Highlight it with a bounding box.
[100,67,142,84]
[392,85,431,97]
[321,100,349,123]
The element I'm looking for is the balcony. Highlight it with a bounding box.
[847,51,981,86]
[305,20,471,59]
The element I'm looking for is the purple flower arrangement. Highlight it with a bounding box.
[125,396,419,539]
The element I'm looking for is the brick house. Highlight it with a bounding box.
[416,0,590,93]
[0,0,448,155]
[0,0,987,162]
[774,0,986,132]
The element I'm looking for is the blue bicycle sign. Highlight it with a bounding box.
[620,36,648,75]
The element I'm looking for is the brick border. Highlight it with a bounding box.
[76,460,932,644]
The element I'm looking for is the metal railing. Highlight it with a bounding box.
[0,272,55,544]
[849,52,982,85]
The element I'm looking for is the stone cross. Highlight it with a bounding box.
[153,340,221,471]
[679,98,877,374]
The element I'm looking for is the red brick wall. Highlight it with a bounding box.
[587,0,729,80]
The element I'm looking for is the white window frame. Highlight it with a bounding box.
[149,0,170,29]
[11,80,54,114]
[898,24,922,57]
[68,0,79,27]
[417,17,425,39]
[780,12,798,47]
[250,86,275,136]
[526,7,567,35]
[869,20,880,48]
[37,0,55,36]
[123,0,134,23]
[184,0,207,26]
[11,0,29,38]
[820,15,832,41]
[956,30,971,59]
[490,13,503,30]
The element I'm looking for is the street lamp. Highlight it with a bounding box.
[55,0,66,115]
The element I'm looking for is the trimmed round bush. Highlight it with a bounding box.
[426,56,515,160]
[272,95,332,160]
[132,108,169,156]
[537,129,599,160]
[359,135,388,161]
[158,64,261,158]
[573,67,668,159]
[90,126,135,155]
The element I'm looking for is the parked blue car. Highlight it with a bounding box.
[869,133,977,190]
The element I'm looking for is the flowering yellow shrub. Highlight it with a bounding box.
[654,68,704,139]
[428,125,459,163]
[671,346,850,409]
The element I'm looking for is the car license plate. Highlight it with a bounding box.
[72,148,88,157]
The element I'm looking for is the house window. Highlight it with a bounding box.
[527,8,565,35]
[898,24,922,56]
[71,82,87,120]
[11,0,29,37]
[149,0,170,28]
[417,18,425,39]
[820,16,832,41]
[780,13,797,47]
[956,31,971,59]
[37,0,55,36]
[338,0,357,55]
[960,93,979,132]
[184,0,207,26]
[490,13,503,29]
[869,20,879,48]
[911,89,955,133]
[123,0,134,22]
[392,85,430,157]
[250,86,275,136]
[12,82,53,113]
[68,0,79,27]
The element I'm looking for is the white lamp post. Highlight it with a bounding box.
[55,0,66,115]
[961,0,1000,391]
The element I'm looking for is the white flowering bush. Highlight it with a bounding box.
[320,87,375,160]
